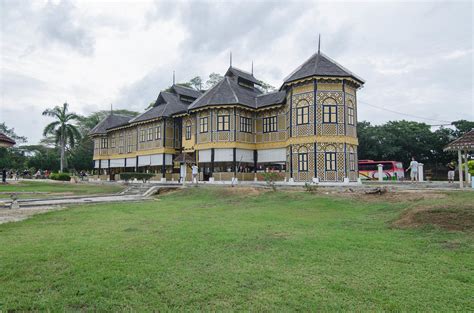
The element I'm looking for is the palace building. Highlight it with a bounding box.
[90,49,364,182]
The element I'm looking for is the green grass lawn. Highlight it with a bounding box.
[0,187,472,311]
[0,181,124,199]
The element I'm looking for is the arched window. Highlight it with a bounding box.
[347,100,355,125]
[298,146,308,172]
[349,146,356,171]
[325,145,336,171]
[296,100,310,125]
[185,120,192,140]
[323,98,337,124]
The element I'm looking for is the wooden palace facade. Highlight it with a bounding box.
[90,50,364,182]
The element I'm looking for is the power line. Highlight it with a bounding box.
[358,100,453,124]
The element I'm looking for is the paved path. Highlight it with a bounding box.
[15,194,148,207]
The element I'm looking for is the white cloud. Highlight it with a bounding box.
[0,0,472,144]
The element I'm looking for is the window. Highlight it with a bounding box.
[119,134,124,154]
[200,117,208,133]
[349,153,356,171]
[100,138,108,149]
[185,125,192,140]
[240,116,252,133]
[147,128,153,141]
[155,125,161,140]
[348,106,355,125]
[111,136,116,148]
[298,153,308,172]
[140,129,145,142]
[323,105,337,123]
[127,134,133,153]
[296,101,309,125]
[217,115,230,131]
[325,152,336,171]
[263,116,277,133]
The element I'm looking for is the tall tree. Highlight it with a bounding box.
[206,73,223,89]
[188,76,203,90]
[42,102,81,172]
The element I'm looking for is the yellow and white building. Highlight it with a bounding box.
[90,50,364,182]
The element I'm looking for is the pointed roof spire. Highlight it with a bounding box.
[230,51,232,67]
[251,61,254,75]
[173,70,175,85]
[110,103,113,115]
[318,34,321,54]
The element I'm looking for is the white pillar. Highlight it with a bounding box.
[458,150,463,189]
[377,164,383,182]
[464,151,469,184]
[418,163,424,182]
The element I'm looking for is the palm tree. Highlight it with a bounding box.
[42,102,81,172]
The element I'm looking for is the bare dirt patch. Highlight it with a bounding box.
[0,206,64,224]
[392,203,474,232]
[213,186,267,197]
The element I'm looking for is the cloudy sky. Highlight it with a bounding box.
[1,0,472,144]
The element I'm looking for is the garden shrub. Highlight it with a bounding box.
[50,172,71,181]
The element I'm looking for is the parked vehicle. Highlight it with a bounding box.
[358,160,405,180]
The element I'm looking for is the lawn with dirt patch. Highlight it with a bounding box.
[0,180,124,199]
[0,187,472,311]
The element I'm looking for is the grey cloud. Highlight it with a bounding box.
[39,0,95,56]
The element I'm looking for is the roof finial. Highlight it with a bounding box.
[251,61,254,75]
[318,34,321,54]
[173,70,175,85]
[110,103,113,115]
[230,51,232,67]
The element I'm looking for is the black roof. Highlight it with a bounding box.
[225,67,261,85]
[89,114,132,135]
[0,132,16,145]
[172,84,203,99]
[129,91,189,123]
[256,91,286,108]
[284,52,365,85]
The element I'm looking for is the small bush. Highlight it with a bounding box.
[259,172,284,191]
[50,172,71,181]
[120,172,154,183]
[304,182,318,193]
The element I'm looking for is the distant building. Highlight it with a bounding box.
[0,132,16,148]
[90,49,364,182]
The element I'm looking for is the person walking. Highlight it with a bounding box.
[447,161,456,183]
[406,157,419,183]
[192,164,199,184]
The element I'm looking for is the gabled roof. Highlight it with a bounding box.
[256,91,286,108]
[284,52,365,85]
[172,84,202,99]
[225,67,261,85]
[129,91,189,124]
[0,132,16,146]
[188,76,263,110]
[89,114,132,136]
[444,129,474,151]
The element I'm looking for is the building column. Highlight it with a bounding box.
[458,150,463,188]
[135,156,138,172]
[162,154,166,178]
[253,150,258,173]
[98,159,101,176]
[289,145,293,178]
[464,151,469,184]
[233,148,237,175]
[210,148,215,177]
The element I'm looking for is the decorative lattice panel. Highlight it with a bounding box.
[337,124,345,135]
[323,124,337,136]
[217,132,229,141]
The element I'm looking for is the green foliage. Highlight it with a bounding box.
[188,76,203,90]
[0,188,472,310]
[257,80,276,93]
[49,172,71,181]
[304,182,318,193]
[0,122,27,143]
[120,172,154,182]
[259,172,283,191]
[357,120,469,169]
[206,72,224,89]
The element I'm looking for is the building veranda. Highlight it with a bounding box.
[90,50,365,182]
